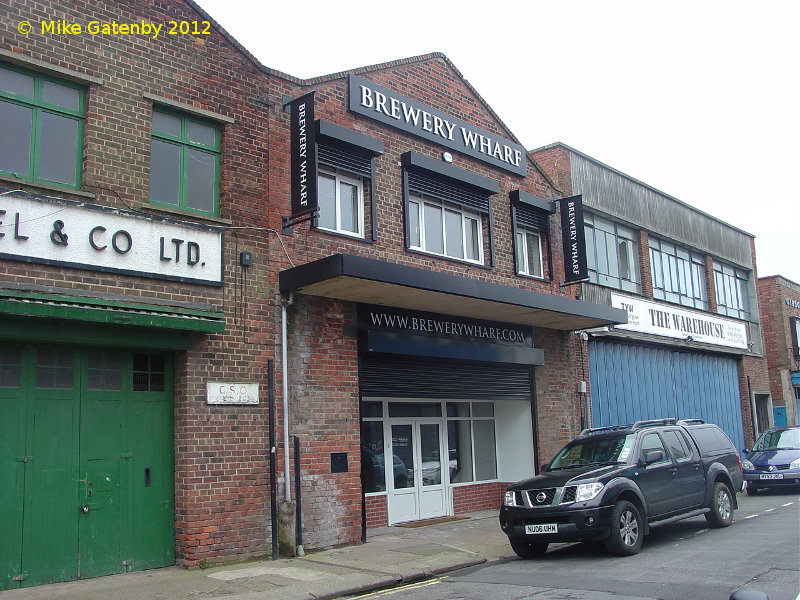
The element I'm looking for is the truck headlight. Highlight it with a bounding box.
[742,459,755,470]
[575,482,604,502]
[504,490,521,506]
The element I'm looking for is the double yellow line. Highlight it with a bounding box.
[351,577,445,598]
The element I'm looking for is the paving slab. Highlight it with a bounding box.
[0,511,509,600]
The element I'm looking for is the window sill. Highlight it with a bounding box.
[406,247,491,270]
[0,175,96,199]
[141,202,232,225]
[314,226,373,243]
[449,479,499,488]
[516,271,549,283]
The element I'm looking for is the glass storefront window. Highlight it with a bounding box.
[448,419,474,483]
[388,402,442,417]
[472,419,498,480]
[361,421,385,493]
[446,402,470,417]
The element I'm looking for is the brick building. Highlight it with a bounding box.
[273,67,628,541]
[531,143,771,453]
[757,275,800,427]
[0,0,285,587]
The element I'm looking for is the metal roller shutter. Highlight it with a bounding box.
[360,354,532,401]
[589,340,744,451]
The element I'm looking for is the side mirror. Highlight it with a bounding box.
[540,463,549,472]
[643,450,664,465]
[742,448,751,454]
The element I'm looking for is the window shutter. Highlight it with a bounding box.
[407,171,490,214]
[317,143,372,178]
[515,203,550,234]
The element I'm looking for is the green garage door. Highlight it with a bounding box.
[0,345,173,589]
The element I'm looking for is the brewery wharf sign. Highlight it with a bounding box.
[348,75,526,176]
[611,294,748,350]
[359,304,532,347]
[559,195,588,283]
[0,193,224,285]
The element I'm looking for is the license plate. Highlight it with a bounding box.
[759,473,783,480]
[525,523,558,534]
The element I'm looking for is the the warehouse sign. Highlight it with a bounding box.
[611,294,748,349]
[0,193,224,286]
[348,75,526,176]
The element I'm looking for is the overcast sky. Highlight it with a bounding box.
[195,0,800,284]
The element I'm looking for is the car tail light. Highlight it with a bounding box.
[736,454,743,472]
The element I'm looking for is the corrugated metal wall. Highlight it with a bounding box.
[589,341,744,451]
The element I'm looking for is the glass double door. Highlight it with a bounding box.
[388,420,448,524]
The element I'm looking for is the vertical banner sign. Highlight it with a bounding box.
[559,195,588,283]
[289,91,317,220]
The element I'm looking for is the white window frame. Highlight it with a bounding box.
[515,226,544,278]
[317,167,365,239]
[408,193,484,264]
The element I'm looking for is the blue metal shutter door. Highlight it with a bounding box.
[589,341,744,451]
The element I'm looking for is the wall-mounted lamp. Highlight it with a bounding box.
[685,335,694,342]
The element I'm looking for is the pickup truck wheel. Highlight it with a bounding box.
[604,501,643,556]
[705,481,734,527]
[509,539,548,559]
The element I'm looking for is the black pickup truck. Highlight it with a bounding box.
[499,419,743,557]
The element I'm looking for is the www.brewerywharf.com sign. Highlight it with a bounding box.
[348,75,526,176]
[359,304,532,347]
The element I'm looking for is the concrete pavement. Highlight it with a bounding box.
[0,510,515,600]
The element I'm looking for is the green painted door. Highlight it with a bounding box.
[0,345,173,589]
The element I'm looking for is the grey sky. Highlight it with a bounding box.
[195,0,800,284]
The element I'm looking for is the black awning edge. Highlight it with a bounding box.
[279,254,627,327]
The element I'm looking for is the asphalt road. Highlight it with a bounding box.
[351,489,800,600]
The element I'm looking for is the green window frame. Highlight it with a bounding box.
[148,107,220,216]
[0,62,85,189]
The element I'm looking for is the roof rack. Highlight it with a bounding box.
[677,419,706,425]
[579,424,633,437]
[631,418,677,430]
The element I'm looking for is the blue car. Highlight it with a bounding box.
[742,425,800,494]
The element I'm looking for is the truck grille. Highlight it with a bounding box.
[526,488,556,506]
[561,486,577,503]
[521,485,579,507]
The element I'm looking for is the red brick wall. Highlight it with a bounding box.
[757,275,800,411]
[452,482,506,514]
[287,296,362,548]
[365,495,388,529]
